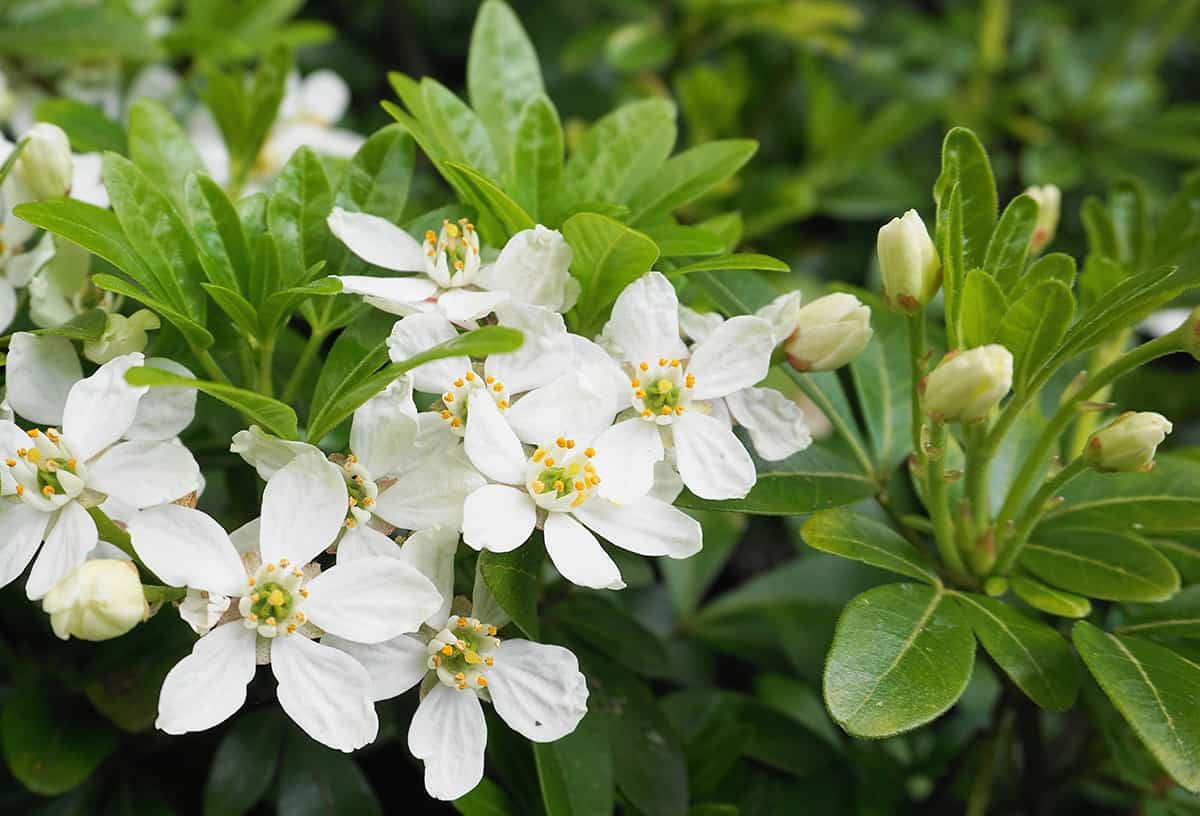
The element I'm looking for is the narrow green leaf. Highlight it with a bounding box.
[239,45,291,174]
[128,99,205,210]
[983,194,1037,290]
[201,283,261,338]
[562,212,659,335]
[643,223,725,257]
[34,98,127,154]
[932,127,996,271]
[259,276,341,333]
[996,279,1074,394]
[268,147,332,287]
[467,0,545,162]
[1010,574,1091,619]
[187,173,251,293]
[802,509,940,585]
[479,534,543,639]
[0,4,161,61]
[91,273,213,349]
[1109,179,1149,271]
[453,778,517,816]
[422,78,499,180]
[959,268,1007,347]
[1010,252,1076,302]
[29,309,107,342]
[1021,530,1180,603]
[664,253,788,279]
[936,182,965,347]
[510,94,563,221]
[309,310,395,427]
[627,139,757,225]
[13,199,152,294]
[1073,621,1200,793]
[441,161,535,241]
[277,731,382,816]
[534,709,613,816]
[560,99,677,205]
[125,366,299,440]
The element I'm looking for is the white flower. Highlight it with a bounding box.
[923,344,1013,424]
[596,271,775,498]
[329,210,578,324]
[878,209,940,313]
[325,540,588,801]
[42,558,146,641]
[0,339,199,599]
[128,453,443,752]
[1084,411,1173,473]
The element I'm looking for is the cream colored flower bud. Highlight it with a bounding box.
[783,293,873,372]
[83,309,161,365]
[1084,411,1173,473]
[42,560,147,642]
[923,344,1013,423]
[1024,185,1061,255]
[878,209,941,313]
[18,123,73,201]
[1183,306,1200,362]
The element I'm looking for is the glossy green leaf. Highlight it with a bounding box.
[240,45,292,176]
[125,366,299,440]
[959,268,1006,347]
[268,147,332,288]
[561,98,677,205]
[467,0,544,161]
[0,4,160,61]
[643,223,726,257]
[552,593,667,678]
[277,731,382,816]
[308,309,395,428]
[453,778,518,816]
[1010,252,1076,302]
[534,709,613,816]
[936,181,965,347]
[996,279,1074,394]
[848,303,912,472]
[1021,530,1180,603]
[954,592,1080,710]
[202,709,286,816]
[479,533,543,639]
[664,253,789,279]
[562,212,659,334]
[510,94,564,221]
[933,127,996,271]
[1009,574,1091,619]
[333,125,415,220]
[824,583,975,738]
[1039,456,1200,535]
[1073,621,1200,793]
[187,173,251,294]
[661,510,744,618]
[34,98,127,154]
[29,309,107,342]
[128,98,205,210]
[441,161,535,240]
[802,508,940,584]
[422,78,499,180]
[1109,179,1149,271]
[627,139,757,225]
[90,272,213,349]
[982,193,1037,290]
[1119,586,1200,640]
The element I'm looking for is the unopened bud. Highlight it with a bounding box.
[1085,411,1173,473]
[42,560,147,641]
[878,209,940,313]
[782,293,873,372]
[1024,185,1061,256]
[83,309,160,364]
[1183,306,1200,362]
[18,123,73,201]
[923,344,1013,423]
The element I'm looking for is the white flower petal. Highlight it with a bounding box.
[229,518,261,555]
[649,460,684,503]
[88,440,200,509]
[128,505,246,596]
[673,411,756,500]
[0,279,15,334]
[687,316,774,401]
[328,208,429,272]
[335,526,399,564]
[301,69,351,124]
[599,271,687,365]
[724,387,812,461]
[678,305,724,344]
[754,291,803,342]
[476,225,577,312]
[573,495,701,559]
[6,232,54,288]
[63,353,146,461]
[271,634,379,752]
[26,502,96,600]
[464,391,526,484]
[0,500,49,589]
[373,450,484,532]
[408,685,486,801]
[304,556,442,643]
[436,288,509,323]
[490,639,588,742]
[321,633,428,701]
[543,512,624,590]
[125,358,197,441]
[351,378,418,476]
[397,526,458,625]
[338,275,439,315]
[5,333,81,425]
[230,426,316,481]
[259,453,347,566]
[485,302,572,395]
[462,485,535,553]
[156,622,256,734]
[590,418,663,504]
[386,313,468,393]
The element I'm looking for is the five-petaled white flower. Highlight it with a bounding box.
[0,337,198,599]
[129,452,443,752]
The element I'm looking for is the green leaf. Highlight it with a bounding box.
[1038,456,1200,535]
[802,509,940,585]
[202,709,286,816]
[202,283,261,337]
[479,534,543,639]
[268,147,333,288]
[664,253,789,279]
[848,304,913,473]
[333,125,415,221]
[421,78,499,180]
[1073,621,1200,793]
[936,182,965,346]
[560,99,677,206]
[562,212,659,334]
[982,194,1037,290]
[441,161,535,241]
[308,310,395,428]
[1109,179,1149,271]
[677,443,877,515]
[128,99,205,210]
[1,679,118,796]
[125,366,299,440]
[277,730,382,816]
[1010,574,1092,619]
[0,4,161,61]
[1120,586,1200,640]
[467,0,545,162]
[187,173,251,294]
[1021,530,1180,603]
[1010,252,1076,302]
[259,276,340,333]
[240,45,291,175]
[510,94,563,221]
[34,98,127,154]
[824,583,975,738]
[552,593,667,678]
[1081,195,1119,262]
[933,127,997,271]
[959,268,1007,347]
[953,592,1080,710]
[91,273,213,349]
[627,139,757,225]
[453,778,517,816]
[643,224,726,257]
[534,709,613,816]
[29,309,107,342]
[661,510,744,618]
[996,279,1074,394]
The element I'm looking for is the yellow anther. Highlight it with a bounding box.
[485,375,495,384]
[574,480,585,491]
[347,455,358,465]
[457,617,468,628]
[454,260,464,271]
[432,655,441,666]
[590,475,602,486]
[287,624,297,635]
[487,625,497,636]
[635,390,646,398]
[450,418,462,428]
[4,459,14,467]
[265,616,277,626]
[279,559,289,567]
[248,577,257,586]
[493,383,503,392]
[427,249,435,257]
[642,409,653,418]
[585,448,595,458]
[66,459,77,470]
[571,492,586,508]
[345,517,357,528]
[14,485,22,496]
[266,563,276,572]
[442,644,454,656]
[454,378,464,387]
[464,649,481,665]
[639,361,649,372]
[362,497,374,508]
[441,409,452,419]
[670,359,681,368]
[295,612,306,623]
[497,400,509,409]
[556,437,567,448]
[657,379,673,394]
[457,682,468,690]
[247,612,258,622]
[686,374,696,388]
[533,448,545,462]
[25,449,41,464]
[425,230,436,243]
[630,377,640,387]
[41,485,55,497]
[348,497,358,507]
[268,589,285,606]
[544,457,555,467]
[455,671,465,681]
[354,475,364,484]
[485,657,494,666]
[566,440,575,449]
[474,622,483,631]
[456,639,467,650]
[293,571,304,579]
[16,449,26,457]
[26,429,39,438]
[585,463,596,473]
[446,222,460,238]
[477,676,488,687]
[660,406,672,415]
[658,358,668,366]
[300,589,309,598]
[444,393,454,402]
[46,429,59,441]
[465,371,475,381]
[675,406,685,415]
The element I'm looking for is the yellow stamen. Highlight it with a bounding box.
[639,361,649,372]
[450,418,462,428]
[585,448,595,458]
[26,429,39,438]
[41,485,55,497]
[265,616,276,626]
[25,449,41,464]
[485,375,495,384]
[485,657,494,666]
[4,459,14,467]
[552,480,564,492]
[544,457,555,467]
[533,448,545,462]
[493,383,503,392]
[454,378,464,387]
[670,359,681,368]
[574,480,585,491]
[497,400,509,409]
[658,358,668,366]
[268,590,285,606]
[14,484,21,496]
[442,644,454,656]
[660,406,672,415]
[465,372,475,381]
[477,676,488,687]
[571,492,586,507]
[630,377,640,387]
[642,409,653,418]
[441,409,452,419]
[675,405,685,415]
[487,625,497,636]
[457,617,468,628]
[444,393,454,402]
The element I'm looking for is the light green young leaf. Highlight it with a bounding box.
[91,273,213,349]
[642,224,726,258]
[560,99,677,206]
[664,253,789,279]
[125,366,299,440]
[561,212,659,334]
[996,279,1074,394]
[802,509,940,584]
[959,268,1006,347]
[421,78,499,180]
[467,0,545,163]
[1021,530,1180,603]
[510,94,563,222]
[12,200,149,291]
[1081,195,1119,262]
[201,283,261,339]
[34,98,127,154]
[982,194,1037,291]
[824,583,975,738]
[240,45,291,175]
[187,173,251,294]
[27,309,107,342]
[0,4,161,61]
[268,147,332,288]
[259,276,340,333]
[1010,574,1092,619]
[1073,621,1200,793]
[936,182,965,347]
[128,99,205,211]
[1010,252,1076,302]
[954,592,1080,710]
[440,161,535,241]
[932,127,996,272]
[1108,179,1149,271]
[626,139,757,226]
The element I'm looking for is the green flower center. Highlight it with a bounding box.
[250,582,294,623]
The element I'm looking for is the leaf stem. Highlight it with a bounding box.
[787,369,876,479]
[281,325,327,405]
[191,346,233,386]
[993,457,1087,575]
[906,313,927,457]
[144,585,187,604]
[257,338,276,397]
[926,421,966,575]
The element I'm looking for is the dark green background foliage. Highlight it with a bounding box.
[1,1,1200,815]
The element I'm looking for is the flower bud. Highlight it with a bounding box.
[42,560,147,641]
[922,344,1013,423]
[17,123,73,201]
[1024,185,1061,256]
[878,209,941,313]
[83,309,160,365]
[783,293,873,372]
[1183,306,1200,362]
[1084,411,1173,473]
